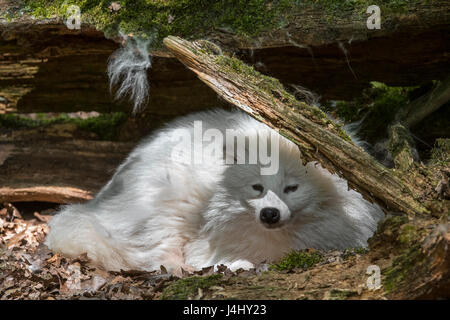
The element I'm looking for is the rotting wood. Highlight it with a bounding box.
[0,136,133,203]
[1,0,449,116]
[0,186,93,203]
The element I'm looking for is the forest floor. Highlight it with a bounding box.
[0,118,448,300]
[0,202,390,300]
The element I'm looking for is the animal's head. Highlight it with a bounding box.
[221,132,340,230]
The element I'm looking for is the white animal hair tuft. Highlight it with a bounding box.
[107,36,152,113]
[343,116,371,151]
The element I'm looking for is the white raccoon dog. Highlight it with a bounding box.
[46,108,384,274]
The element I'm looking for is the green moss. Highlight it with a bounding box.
[270,250,323,271]
[369,82,410,123]
[160,274,223,300]
[376,215,409,237]
[0,113,42,128]
[317,0,422,15]
[368,214,409,250]
[334,101,362,123]
[378,216,429,293]
[216,55,259,78]
[23,0,298,45]
[363,82,411,126]
[73,112,127,140]
[398,224,419,245]
[0,112,127,140]
[342,247,368,259]
[430,138,450,165]
[337,127,352,142]
[324,82,419,144]
[328,289,357,300]
[388,123,416,171]
[383,244,425,293]
[389,124,414,156]
[216,54,286,96]
[22,0,424,46]
[214,53,352,143]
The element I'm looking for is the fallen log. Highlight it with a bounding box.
[0,186,92,204]
[388,123,417,172]
[163,36,428,216]
[0,135,133,203]
[1,0,449,118]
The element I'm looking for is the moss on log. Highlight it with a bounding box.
[1,0,449,118]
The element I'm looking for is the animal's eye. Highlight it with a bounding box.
[284,185,298,193]
[252,184,264,193]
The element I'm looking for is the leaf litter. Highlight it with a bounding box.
[0,202,268,300]
[0,202,388,300]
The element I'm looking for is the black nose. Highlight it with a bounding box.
[260,207,280,224]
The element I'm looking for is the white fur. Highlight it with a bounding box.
[107,37,151,114]
[45,109,384,274]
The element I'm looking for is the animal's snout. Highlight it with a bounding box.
[260,207,280,225]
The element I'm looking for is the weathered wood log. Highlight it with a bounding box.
[0,186,92,203]
[0,133,133,203]
[1,0,449,117]
[388,123,417,171]
[163,36,428,216]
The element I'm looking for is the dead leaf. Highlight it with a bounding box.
[47,254,62,267]
[111,275,127,285]
[199,265,214,276]
[33,212,52,223]
[7,230,26,249]
[4,203,21,220]
[108,2,121,11]
[72,252,90,264]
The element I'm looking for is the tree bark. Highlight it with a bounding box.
[1,1,449,117]
[397,76,450,128]
[0,134,133,203]
[0,186,92,203]
[163,36,428,216]
[388,123,417,171]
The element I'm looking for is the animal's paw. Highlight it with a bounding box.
[228,260,255,272]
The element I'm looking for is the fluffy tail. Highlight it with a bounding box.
[45,204,130,271]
